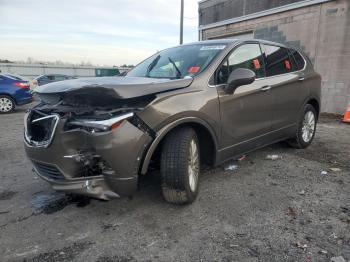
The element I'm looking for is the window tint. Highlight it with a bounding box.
[54,75,66,81]
[290,49,305,71]
[216,44,264,84]
[262,45,293,77]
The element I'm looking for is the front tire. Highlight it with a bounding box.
[288,104,317,149]
[0,95,15,114]
[161,127,200,204]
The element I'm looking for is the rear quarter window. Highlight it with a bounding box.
[262,44,293,77]
[290,49,306,71]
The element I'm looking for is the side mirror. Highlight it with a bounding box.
[225,68,256,94]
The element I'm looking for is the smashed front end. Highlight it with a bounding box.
[24,91,156,200]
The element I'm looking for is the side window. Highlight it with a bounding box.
[262,45,293,77]
[216,44,264,84]
[38,76,49,82]
[290,49,305,71]
[54,75,66,81]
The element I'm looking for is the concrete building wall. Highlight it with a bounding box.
[199,0,350,114]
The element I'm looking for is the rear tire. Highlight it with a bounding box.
[161,127,200,204]
[288,104,317,149]
[0,95,15,114]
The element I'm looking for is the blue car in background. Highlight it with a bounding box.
[0,74,33,113]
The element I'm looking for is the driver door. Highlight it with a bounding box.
[216,43,274,160]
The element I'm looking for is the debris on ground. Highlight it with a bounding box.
[266,154,282,160]
[318,250,328,255]
[340,207,350,214]
[329,167,342,172]
[287,207,297,219]
[321,170,328,176]
[330,256,346,262]
[296,241,308,251]
[237,155,246,161]
[146,240,158,248]
[330,232,338,239]
[224,164,238,172]
[299,190,306,195]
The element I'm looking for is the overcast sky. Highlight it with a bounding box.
[0,0,199,66]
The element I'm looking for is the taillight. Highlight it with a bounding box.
[14,82,30,89]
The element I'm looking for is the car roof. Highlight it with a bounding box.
[184,39,289,48]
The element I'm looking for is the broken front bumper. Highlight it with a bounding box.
[24,114,152,200]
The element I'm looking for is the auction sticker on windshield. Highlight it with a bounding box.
[200,45,226,50]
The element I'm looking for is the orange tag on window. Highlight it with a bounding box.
[253,59,261,70]
[188,66,200,74]
[285,60,291,70]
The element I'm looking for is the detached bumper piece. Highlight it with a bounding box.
[25,109,153,200]
[32,161,136,200]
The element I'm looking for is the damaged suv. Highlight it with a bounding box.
[24,39,321,204]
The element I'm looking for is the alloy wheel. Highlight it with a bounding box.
[0,97,14,113]
[188,139,199,192]
[301,111,315,143]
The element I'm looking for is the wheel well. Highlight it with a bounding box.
[0,93,16,104]
[307,99,320,116]
[148,123,216,170]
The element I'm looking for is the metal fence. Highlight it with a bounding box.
[0,63,130,79]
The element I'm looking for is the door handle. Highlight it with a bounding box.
[261,85,271,91]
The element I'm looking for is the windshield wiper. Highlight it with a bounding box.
[146,54,161,77]
[168,57,182,79]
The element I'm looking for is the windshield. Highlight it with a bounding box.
[128,44,226,79]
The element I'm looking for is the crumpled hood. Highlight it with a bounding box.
[35,76,193,99]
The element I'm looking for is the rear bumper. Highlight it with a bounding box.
[25,116,152,199]
[14,89,33,105]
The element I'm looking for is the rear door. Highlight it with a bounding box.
[216,43,274,159]
[261,44,307,131]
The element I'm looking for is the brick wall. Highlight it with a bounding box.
[201,0,350,114]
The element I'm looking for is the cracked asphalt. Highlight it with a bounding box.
[0,103,349,262]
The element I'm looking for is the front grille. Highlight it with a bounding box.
[33,161,65,180]
[24,110,59,147]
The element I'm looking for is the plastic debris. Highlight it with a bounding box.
[330,256,346,262]
[237,155,246,161]
[299,190,306,195]
[321,170,328,176]
[266,154,282,160]
[330,232,338,239]
[296,241,308,250]
[224,164,238,172]
[319,250,328,254]
[329,167,342,172]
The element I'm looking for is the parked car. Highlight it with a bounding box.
[2,73,36,89]
[31,74,76,88]
[0,74,33,113]
[24,39,321,204]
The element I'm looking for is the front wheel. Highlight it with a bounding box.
[0,95,15,114]
[288,104,317,149]
[160,127,200,204]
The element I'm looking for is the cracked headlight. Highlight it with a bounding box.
[67,112,134,132]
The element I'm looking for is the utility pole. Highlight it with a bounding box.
[180,0,184,44]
